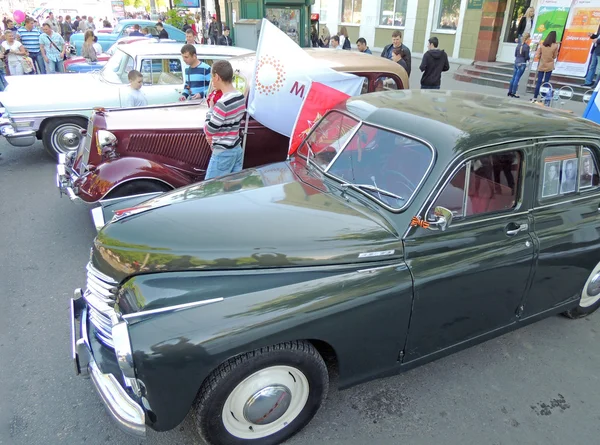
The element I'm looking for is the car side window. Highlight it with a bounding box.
[374,75,399,92]
[433,150,522,219]
[539,146,579,199]
[141,58,183,85]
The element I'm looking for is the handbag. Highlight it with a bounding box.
[20,55,34,74]
[45,35,67,61]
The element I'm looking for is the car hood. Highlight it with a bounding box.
[1,73,120,113]
[103,102,209,131]
[92,161,403,282]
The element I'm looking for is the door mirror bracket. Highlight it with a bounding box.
[427,206,453,231]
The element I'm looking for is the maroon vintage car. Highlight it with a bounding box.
[56,50,409,205]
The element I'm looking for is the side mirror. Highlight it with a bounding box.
[427,206,453,231]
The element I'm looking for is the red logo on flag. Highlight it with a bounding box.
[288,82,351,156]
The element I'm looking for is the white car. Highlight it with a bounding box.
[0,43,253,159]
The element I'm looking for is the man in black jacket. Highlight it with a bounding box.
[218,26,233,46]
[380,30,411,75]
[420,37,449,89]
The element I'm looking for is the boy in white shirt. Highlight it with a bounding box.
[125,70,148,107]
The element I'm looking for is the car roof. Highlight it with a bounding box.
[117,19,175,28]
[340,90,600,153]
[118,43,254,58]
[229,49,409,87]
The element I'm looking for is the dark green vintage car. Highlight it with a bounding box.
[71,90,600,445]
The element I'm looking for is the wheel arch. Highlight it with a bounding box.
[75,156,191,202]
[103,177,174,200]
[38,114,89,136]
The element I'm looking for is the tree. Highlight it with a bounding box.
[214,0,222,24]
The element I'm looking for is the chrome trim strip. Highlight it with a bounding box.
[450,211,530,228]
[122,297,224,320]
[462,160,472,218]
[357,263,405,274]
[532,193,600,211]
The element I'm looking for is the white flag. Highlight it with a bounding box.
[247,19,364,137]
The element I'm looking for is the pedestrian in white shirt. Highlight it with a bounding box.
[125,70,148,107]
[2,30,26,75]
[330,35,342,50]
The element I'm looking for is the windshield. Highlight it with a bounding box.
[101,49,135,84]
[298,111,434,209]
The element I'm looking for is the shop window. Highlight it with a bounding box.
[380,0,408,27]
[341,0,362,24]
[503,0,532,43]
[435,0,460,31]
[266,8,301,45]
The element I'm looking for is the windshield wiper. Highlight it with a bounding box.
[339,182,405,202]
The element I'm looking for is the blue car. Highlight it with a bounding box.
[70,20,186,55]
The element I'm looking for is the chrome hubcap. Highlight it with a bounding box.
[243,384,292,425]
[222,365,309,439]
[51,124,83,154]
[581,271,600,307]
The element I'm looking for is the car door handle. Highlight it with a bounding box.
[506,223,528,236]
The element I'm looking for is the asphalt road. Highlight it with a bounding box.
[1,139,600,445]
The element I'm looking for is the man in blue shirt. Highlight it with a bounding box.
[179,44,211,100]
[129,24,144,37]
[18,18,46,74]
[40,23,66,74]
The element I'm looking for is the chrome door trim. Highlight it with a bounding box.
[122,297,224,320]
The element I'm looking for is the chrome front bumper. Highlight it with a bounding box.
[56,153,82,202]
[0,117,36,147]
[71,290,146,437]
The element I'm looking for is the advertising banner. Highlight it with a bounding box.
[555,0,600,76]
[111,1,125,18]
[531,0,572,70]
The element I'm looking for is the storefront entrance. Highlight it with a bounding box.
[497,0,532,62]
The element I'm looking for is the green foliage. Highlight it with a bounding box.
[165,8,185,29]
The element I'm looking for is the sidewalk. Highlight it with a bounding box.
[408,56,588,116]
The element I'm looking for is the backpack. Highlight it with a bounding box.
[342,37,351,50]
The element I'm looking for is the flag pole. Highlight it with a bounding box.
[241,110,251,162]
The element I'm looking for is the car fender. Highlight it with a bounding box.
[75,157,192,202]
[123,262,414,431]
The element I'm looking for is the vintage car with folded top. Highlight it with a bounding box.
[0,43,252,158]
[71,90,600,445]
[56,49,409,217]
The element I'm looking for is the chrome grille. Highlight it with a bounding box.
[83,263,118,348]
[79,119,94,175]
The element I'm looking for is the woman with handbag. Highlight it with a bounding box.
[1,30,27,75]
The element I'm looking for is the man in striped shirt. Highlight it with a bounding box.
[18,18,46,74]
[204,60,247,180]
[179,44,211,100]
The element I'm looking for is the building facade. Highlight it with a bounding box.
[313,0,537,63]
